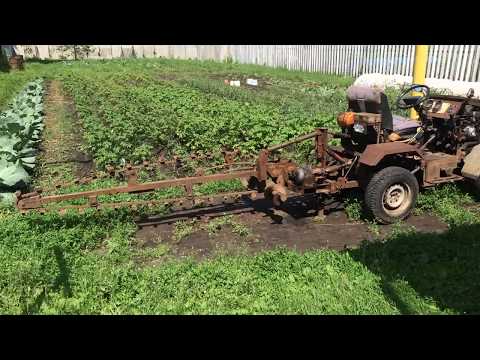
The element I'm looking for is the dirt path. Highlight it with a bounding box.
[36,80,92,189]
[135,207,449,262]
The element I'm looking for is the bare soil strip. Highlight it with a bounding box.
[135,209,449,262]
[36,80,92,189]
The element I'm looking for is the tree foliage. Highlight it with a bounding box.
[57,45,95,61]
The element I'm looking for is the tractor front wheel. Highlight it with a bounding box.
[365,166,419,224]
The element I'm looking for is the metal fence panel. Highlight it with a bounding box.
[15,45,480,81]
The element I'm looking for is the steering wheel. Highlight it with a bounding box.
[396,84,430,109]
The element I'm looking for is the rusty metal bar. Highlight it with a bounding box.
[315,128,329,167]
[313,161,351,175]
[267,130,320,152]
[326,147,347,163]
[17,169,256,210]
[316,180,359,193]
[20,190,258,214]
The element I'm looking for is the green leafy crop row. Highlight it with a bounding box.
[58,69,350,168]
[0,78,44,203]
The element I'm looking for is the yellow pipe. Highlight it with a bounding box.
[410,45,429,119]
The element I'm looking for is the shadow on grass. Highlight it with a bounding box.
[25,246,72,314]
[53,246,73,297]
[349,223,480,314]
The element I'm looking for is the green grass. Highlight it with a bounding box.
[136,244,170,260]
[344,196,363,222]
[1,58,479,314]
[0,182,478,314]
[0,62,60,110]
[0,207,399,314]
[416,184,478,226]
[350,222,480,314]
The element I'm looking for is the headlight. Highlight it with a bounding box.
[337,112,355,128]
[353,123,367,134]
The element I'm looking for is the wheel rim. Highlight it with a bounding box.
[382,183,412,217]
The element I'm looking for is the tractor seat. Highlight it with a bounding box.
[346,86,393,131]
[392,115,420,135]
[346,85,420,141]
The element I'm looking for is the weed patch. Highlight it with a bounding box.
[172,220,197,242]
[205,215,250,237]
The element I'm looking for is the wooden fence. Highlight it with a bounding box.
[15,45,480,82]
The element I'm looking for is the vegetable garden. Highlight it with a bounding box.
[0,58,479,314]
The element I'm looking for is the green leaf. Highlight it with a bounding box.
[0,160,30,189]
[0,134,20,153]
[6,122,24,134]
[0,192,16,206]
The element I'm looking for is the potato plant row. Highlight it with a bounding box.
[59,69,348,168]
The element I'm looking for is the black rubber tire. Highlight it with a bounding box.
[365,166,419,224]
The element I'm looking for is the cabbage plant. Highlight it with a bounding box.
[0,78,44,202]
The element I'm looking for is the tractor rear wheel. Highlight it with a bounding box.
[365,166,419,224]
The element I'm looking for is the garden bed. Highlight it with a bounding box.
[0,58,479,315]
